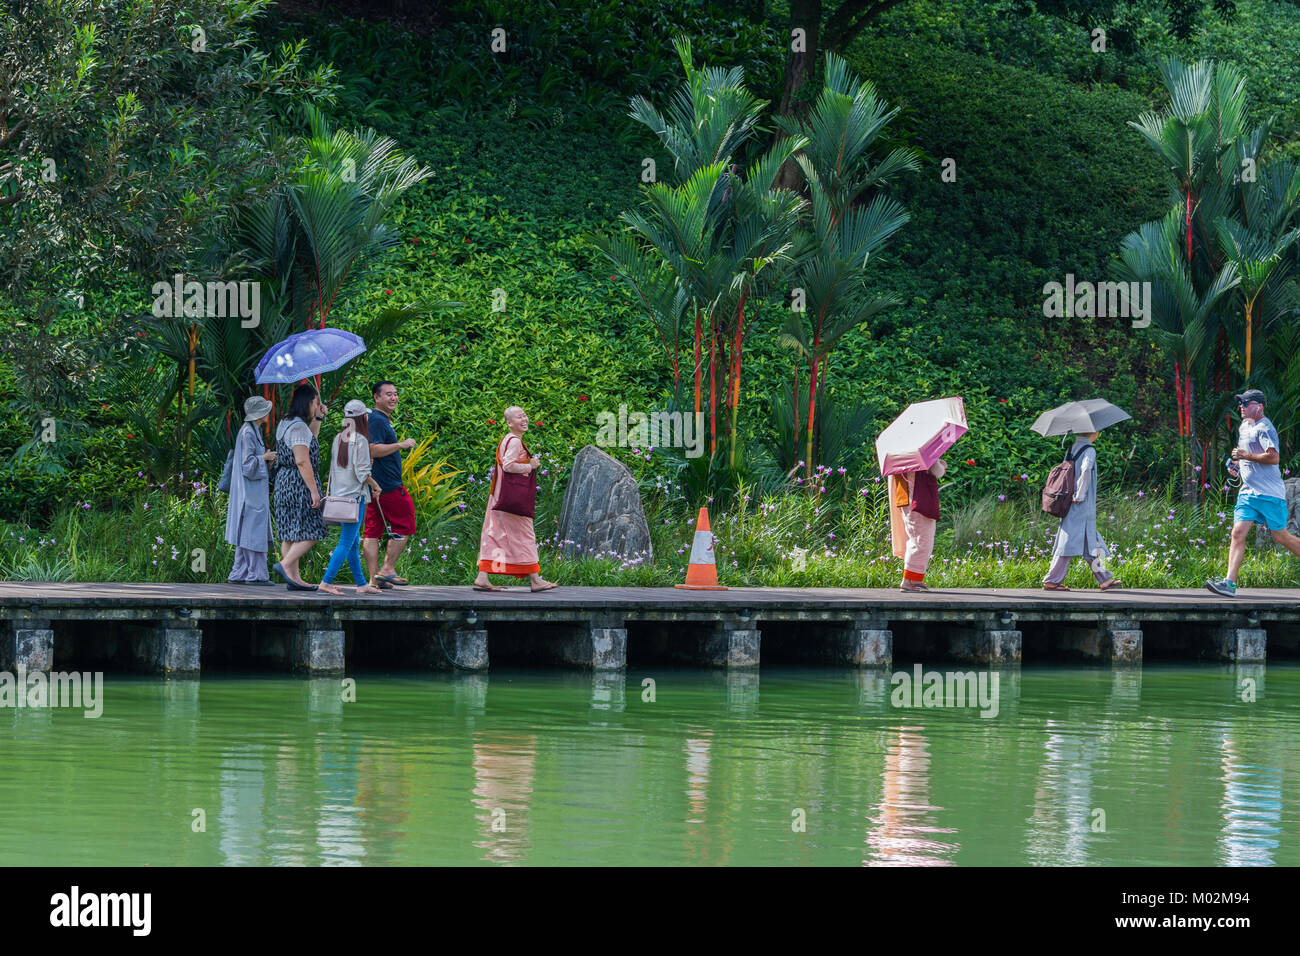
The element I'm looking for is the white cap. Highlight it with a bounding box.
[343,399,371,417]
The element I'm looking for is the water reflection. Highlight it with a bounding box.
[864,726,960,866]
[219,743,269,866]
[853,670,889,708]
[1109,667,1142,710]
[1217,733,1282,866]
[725,670,759,716]
[472,733,537,865]
[1233,664,1265,703]
[1025,719,1103,865]
[2,665,1298,866]
[589,673,626,719]
[453,673,489,720]
[684,731,713,865]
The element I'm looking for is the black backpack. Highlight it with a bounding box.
[1042,445,1088,518]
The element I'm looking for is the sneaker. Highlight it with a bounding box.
[1205,578,1238,597]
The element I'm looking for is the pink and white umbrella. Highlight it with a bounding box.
[875,396,967,477]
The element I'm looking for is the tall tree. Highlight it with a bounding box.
[776,52,919,478]
[0,0,337,470]
[1120,56,1300,499]
[597,36,807,482]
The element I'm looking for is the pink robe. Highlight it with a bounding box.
[889,460,946,580]
[477,433,540,576]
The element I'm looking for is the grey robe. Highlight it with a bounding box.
[1050,437,1109,560]
[224,423,272,551]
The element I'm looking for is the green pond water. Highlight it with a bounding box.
[1,664,1297,866]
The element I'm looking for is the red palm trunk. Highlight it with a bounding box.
[708,322,717,456]
[693,310,702,417]
[1175,362,1185,435]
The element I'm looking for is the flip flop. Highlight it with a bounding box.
[1100,579,1124,591]
[1042,582,1071,591]
[530,582,559,592]
[377,574,409,586]
[473,584,507,592]
[372,578,394,590]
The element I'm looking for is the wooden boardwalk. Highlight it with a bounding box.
[1,583,1296,674]
[5,581,1300,615]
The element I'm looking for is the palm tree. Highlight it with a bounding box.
[1214,148,1300,376]
[139,109,459,471]
[596,35,808,479]
[775,52,919,479]
[1118,208,1240,499]
[1128,57,1246,268]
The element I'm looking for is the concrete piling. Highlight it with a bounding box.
[292,627,346,676]
[700,617,760,668]
[1,619,54,672]
[837,614,893,668]
[132,625,202,677]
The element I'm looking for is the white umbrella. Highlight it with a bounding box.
[1031,399,1131,437]
[875,396,967,477]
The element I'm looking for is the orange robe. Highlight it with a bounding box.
[477,433,541,576]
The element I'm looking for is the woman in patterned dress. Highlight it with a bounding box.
[272,383,329,591]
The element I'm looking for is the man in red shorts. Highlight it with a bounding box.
[363,380,417,588]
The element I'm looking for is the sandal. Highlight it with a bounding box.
[372,578,393,590]
[1043,582,1070,591]
[473,584,507,592]
[376,574,409,586]
[355,585,382,594]
[1100,579,1124,591]
[530,581,559,592]
[317,583,343,595]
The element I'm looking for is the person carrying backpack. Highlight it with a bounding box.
[1042,431,1123,591]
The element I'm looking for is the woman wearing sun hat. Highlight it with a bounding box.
[225,395,277,584]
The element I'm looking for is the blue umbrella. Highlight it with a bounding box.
[255,328,367,384]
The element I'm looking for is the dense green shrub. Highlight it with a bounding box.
[13,0,1300,530]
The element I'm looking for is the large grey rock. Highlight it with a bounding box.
[557,445,653,561]
[1253,477,1300,548]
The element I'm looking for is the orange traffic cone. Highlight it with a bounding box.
[675,507,728,590]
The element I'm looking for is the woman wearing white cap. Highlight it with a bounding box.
[317,399,384,595]
[225,395,278,584]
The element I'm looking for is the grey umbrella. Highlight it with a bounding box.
[1030,398,1131,437]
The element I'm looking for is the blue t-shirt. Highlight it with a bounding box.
[369,410,403,493]
[1237,416,1287,500]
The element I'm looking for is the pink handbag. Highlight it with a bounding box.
[321,466,359,525]
[321,495,359,524]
